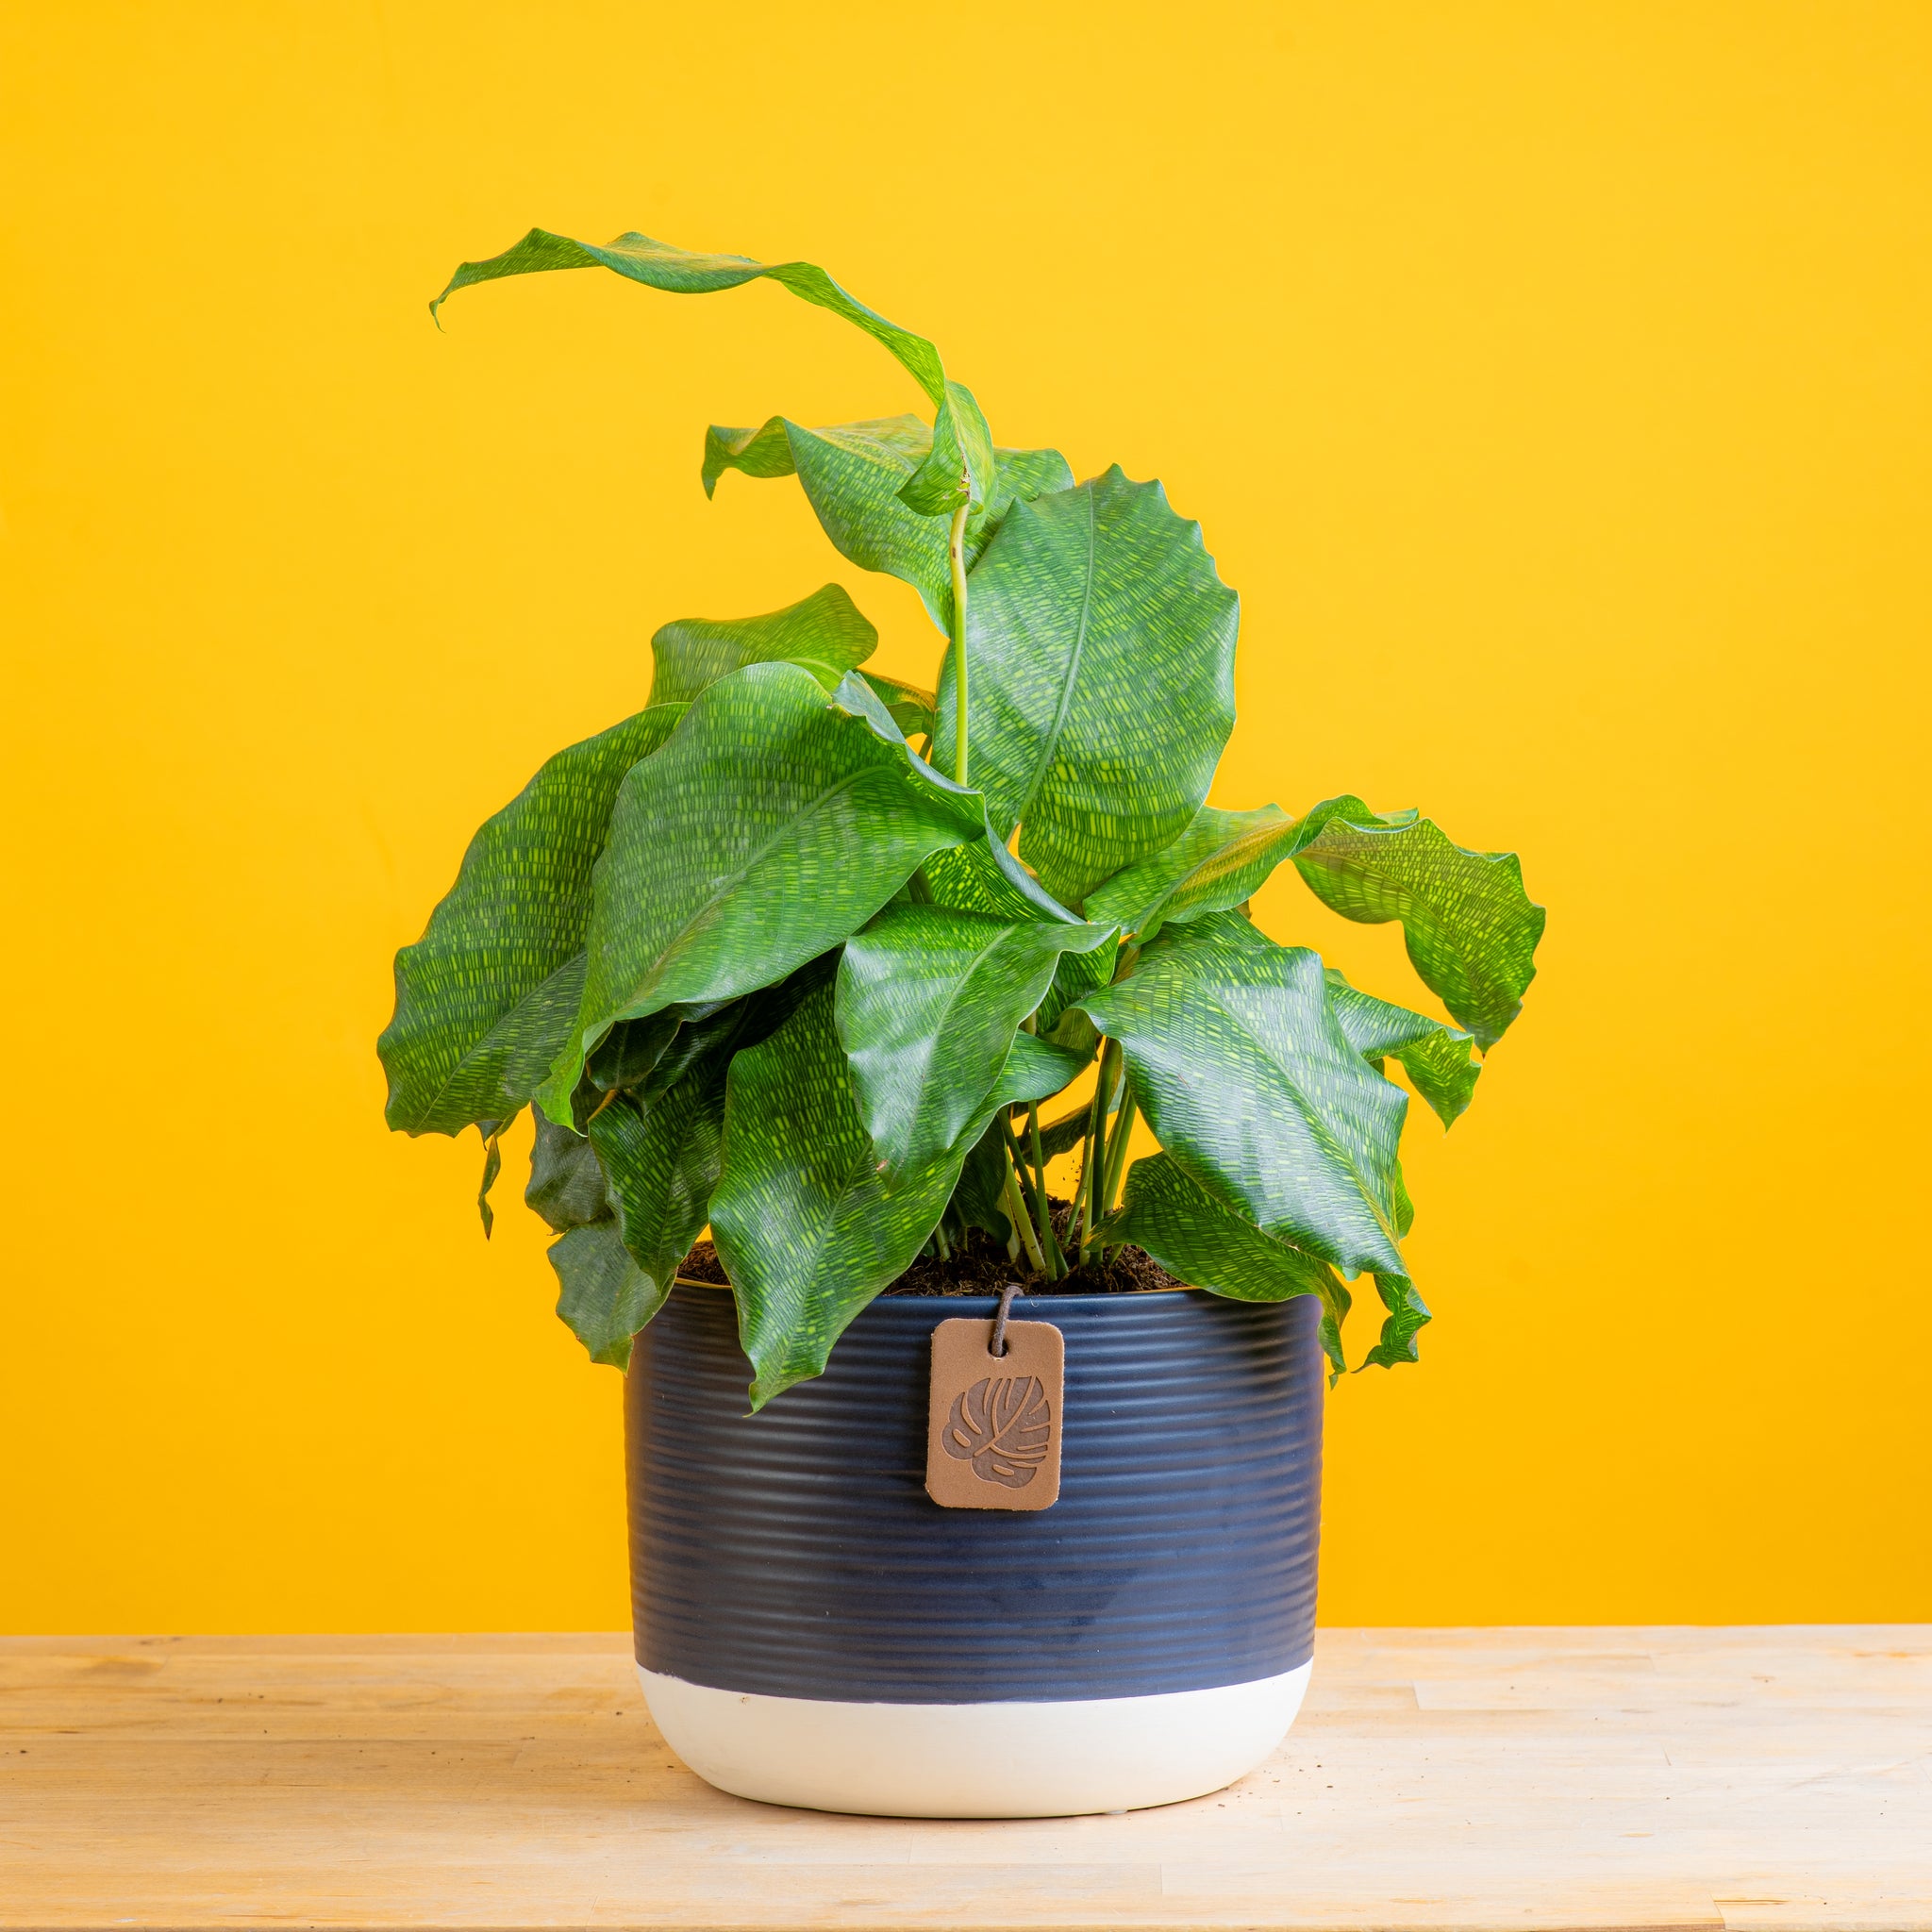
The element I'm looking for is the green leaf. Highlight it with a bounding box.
[541,661,984,1121]
[859,671,935,741]
[1036,933,1118,1036]
[525,1113,613,1233]
[1087,795,1410,942]
[1099,1152,1353,1374]
[432,229,994,514]
[476,1124,505,1238]
[930,467,1240,906]
[1033,1053,1124,1158]
[921,831,1086,926]
[1292,814,1545,1049]
[704,416,1074,628]
[1323,969,1482,1128]
[947,1119,1013,1245]
[379,703,685,1136]
[546,1222,665,1372]
[709,982,970,1407]
[587,1069,725,1305]
[648,584,876,706]
[617,1000,747,1104]
[585,1009,684,1094]
[990,1028,1089,1109]
[1077,919,1409,1281]
[835,904,1112,1170]
[1359,1274,1431,1370]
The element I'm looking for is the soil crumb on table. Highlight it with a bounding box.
[676,1199,1183,1297]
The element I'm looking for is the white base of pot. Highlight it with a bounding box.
[638,1661,1312,1818]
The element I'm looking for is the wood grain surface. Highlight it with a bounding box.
[2,1627,1926,1931]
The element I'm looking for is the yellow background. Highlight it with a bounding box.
[4,2,1928,1634]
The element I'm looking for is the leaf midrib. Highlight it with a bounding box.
[404,949,585,1132]
[1188,976,1402,1257]
[608,754,923,1028]
[1015,485,1098,825]
[868,922,1035,1160]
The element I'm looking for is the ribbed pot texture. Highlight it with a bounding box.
[625,1284,1324,1706]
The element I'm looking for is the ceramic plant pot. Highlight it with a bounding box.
[624,1281,1324,1818]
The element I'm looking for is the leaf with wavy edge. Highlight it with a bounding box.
[931,468,1240,906]
[1087,795,1413,942]
[704,415,1073,628]
[1077,918,1408,1281]
[539,661,986,1123]
[1099,1151,1353,1376]
[711,982,1082,1407]
[432,229,992,514]
[589,1073,724,1311]
[990,1028,1089,1111]
[837,906,1112,1170]
[525,1114,613,1233]
[1293,815,1545,1049]
[1323,969,1481,1128]
[649,584,875,706]
[860,671,935,740]
[947,1119,1014,1244]
[710,983,964,1407]
[380,703,685,1136]
[1360,1274,1432,1369]
[547,1222,665,1371]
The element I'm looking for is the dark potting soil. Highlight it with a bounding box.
[675,1196,1184,1298]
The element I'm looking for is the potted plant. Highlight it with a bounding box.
[381,228,1545,1819]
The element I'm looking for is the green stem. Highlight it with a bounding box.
[1000,1145,1048,1274]
[1101,1083,1139,1221]
[1000,1116,1061,1278]
[1026,1103,1067,1277]
[1077,1041,1117,1266]
[947,492,971,785]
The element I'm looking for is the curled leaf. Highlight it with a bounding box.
[432,228,994,513]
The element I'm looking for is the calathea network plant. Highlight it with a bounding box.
[380,229,1545,1409]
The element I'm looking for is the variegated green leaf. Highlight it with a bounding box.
[476,1125,505,1237]
[991,1029,1090,1111]
[1293,814,1545,1049]
[930,467,1240,906]
[836,905,1112,1171]
[1099,1151,1352,1375]
[380,703,685,1136]
[1323,970,1481,1128]
[588,1073,724,1307]
[1036,930,1119,1035]
[704,415,1073,628]
[540,662,984,1121]
[433,229,993,514]
[546,1222,664,1371]
[648,584,875,706]
[710,982,967,1407]
[921,834,1085,926]
[946,1119,1014,1245]
[859,671,935,740]
[1077,918,1408,1280]
[525,1114,613,1233]
[1087,795,1412,942]
[1360,1274,1432,1369]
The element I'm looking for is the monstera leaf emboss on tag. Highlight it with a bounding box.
[942,1374,1053,1487]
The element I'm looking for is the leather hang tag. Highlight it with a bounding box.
[926,1312,1064,1511]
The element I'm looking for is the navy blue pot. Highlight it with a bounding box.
[623,1282,1325,1818]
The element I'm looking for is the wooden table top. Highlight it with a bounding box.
[3,1627,1927,1931]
